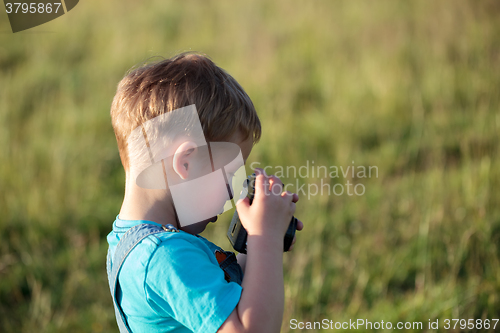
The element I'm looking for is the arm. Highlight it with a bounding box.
[236,217,303,276]
[237,217,304,274]
[219,171,298,333]
[236,253,247,275]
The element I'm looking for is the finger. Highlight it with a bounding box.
[235,196,250,213]
[253,173,269,198]
[281,191,295,202]
[295,218,304,231]
[268,175,283,186]
[254,168,265,176]
[269,176,283,195]
[291,192,299,203]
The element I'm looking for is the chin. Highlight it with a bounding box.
[180,216,217,234]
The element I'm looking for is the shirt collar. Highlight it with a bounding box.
[112,215,164,233]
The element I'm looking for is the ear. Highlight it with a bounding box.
[172,141,198,180]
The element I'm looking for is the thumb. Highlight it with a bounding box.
[236,196,250,214]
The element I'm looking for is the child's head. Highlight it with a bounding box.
[110,52,261,173]
[111,53,260,231]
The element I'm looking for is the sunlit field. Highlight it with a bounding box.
[1,0,499,332]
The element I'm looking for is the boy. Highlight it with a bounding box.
[107,52,302,333]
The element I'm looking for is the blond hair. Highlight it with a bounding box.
[110,52,261,171]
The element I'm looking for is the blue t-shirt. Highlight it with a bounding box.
[107,217,242,333]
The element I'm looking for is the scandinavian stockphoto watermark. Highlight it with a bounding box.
[250,161,378,199]
[3,0,79,33]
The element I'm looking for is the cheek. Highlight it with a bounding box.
[196,172,231,214]
[209,182,230,208]
[191,162,214,179]
[172,170,230,226]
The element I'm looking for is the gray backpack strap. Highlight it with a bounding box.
[106,223,178,332]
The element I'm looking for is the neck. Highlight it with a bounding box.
[118,176,179,228]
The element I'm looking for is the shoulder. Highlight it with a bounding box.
[118,225,210,258]
[149,230,212,252]
[116,228,214,281]
[145,231,218,269]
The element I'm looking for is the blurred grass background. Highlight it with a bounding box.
[1,0,499,332]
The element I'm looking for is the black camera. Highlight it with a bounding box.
[227,173,297,254]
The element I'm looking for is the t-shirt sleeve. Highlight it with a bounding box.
[144,236,242,333]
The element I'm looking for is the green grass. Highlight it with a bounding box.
[1,0,499,332]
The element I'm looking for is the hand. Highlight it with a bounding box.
[236,168,296,239]
[284,190,303,251]
[288,218,304,251]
